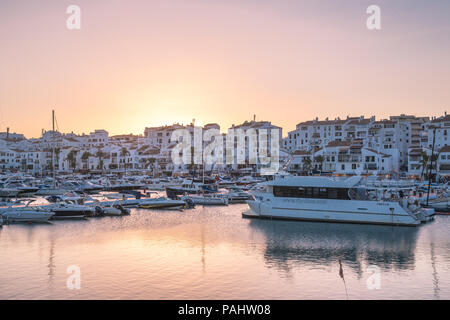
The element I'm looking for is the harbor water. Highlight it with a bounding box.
[1,203,449,299]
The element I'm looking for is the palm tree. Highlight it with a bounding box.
[302,157,312,175]
[429,152,439,182]
[54,147,61,173]
[314,155,324,174]
[95,148,104,173]
[418,151,429,180]
[120,147,130,174]
[81,151,91,170]
[65,150,77,173]
[418,151,439,181]
[148,158,156,176]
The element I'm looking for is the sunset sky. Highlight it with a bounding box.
[1,0,449,138]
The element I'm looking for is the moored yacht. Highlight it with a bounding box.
[43,200,93,219]
[62,180,103,194]
[221,186,253,203]
[0,200,54,223]
[165,179,218,198]
[246,176,433,227]
[138,197,188,209]
[181,194,228,206]
[35,184,67,196]
[3,180,39,197]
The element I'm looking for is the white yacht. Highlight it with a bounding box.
[142,178,175,191]
[165,179,218,198]
[246,176,433,227]
[35,184,67,196]
[221,186,253,203]
[181,194,228,206]
[0,200,54,223]
[138,197,188,209]
[42,200,93,219]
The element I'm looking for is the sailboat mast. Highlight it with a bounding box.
[52,110,56,186]
[202,147,205,184]
[426,127,436,206]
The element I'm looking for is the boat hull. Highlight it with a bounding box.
[50,209,90,219]
[247,199,421,227]
[139,202,186,209]
[1,211,54,223]
[183,196,228,206]
[36,189,67,196]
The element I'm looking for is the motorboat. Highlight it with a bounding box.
[83,197,131,216]
[181,194,228,206]
[35,184,68,196]
[45,191,86,204]
[0,186,20,198]
[236,175,265,186]
[43,200,93,219]
[4,182,39,197]
[142,178,175,191]
[0,200,54,223]
[100,178,144,192]
[62,180,103,194]
[165,179,218,198]
[220,186,253,203]
[246,176,434,226]
[101,193,141,207]
[138,197,188,209]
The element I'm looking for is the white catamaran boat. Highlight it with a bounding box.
[246,176,434,227]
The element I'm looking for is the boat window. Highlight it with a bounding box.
[273,186,350,200]
[313,188,320,198]
[319,188,328,198]
[327,188,339,199]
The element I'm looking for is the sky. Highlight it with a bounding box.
[1,0,449,138]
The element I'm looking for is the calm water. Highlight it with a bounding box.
[1,202,449,299]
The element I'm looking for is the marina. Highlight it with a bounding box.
[2,0,450,303]
[0,172,449,299]
[1,201,449,299]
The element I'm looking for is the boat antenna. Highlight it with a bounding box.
[426,127,436,206]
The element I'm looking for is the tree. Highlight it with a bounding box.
[302,157,312,175]
[418,151,429,180]
[81,151,91,171]
[429,152,439,182]
[148,158,156,176]
[314,155,324,173]
[95,148,104,173]
[81,151,91,161]
[54,147,61,172]
[418,151,439,181]
[120,147,130,174]
[65,150,78,173]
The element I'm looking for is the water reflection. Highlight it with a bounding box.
[248,219,420,275]
[429,232,441,300]
[47,237,56,280]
